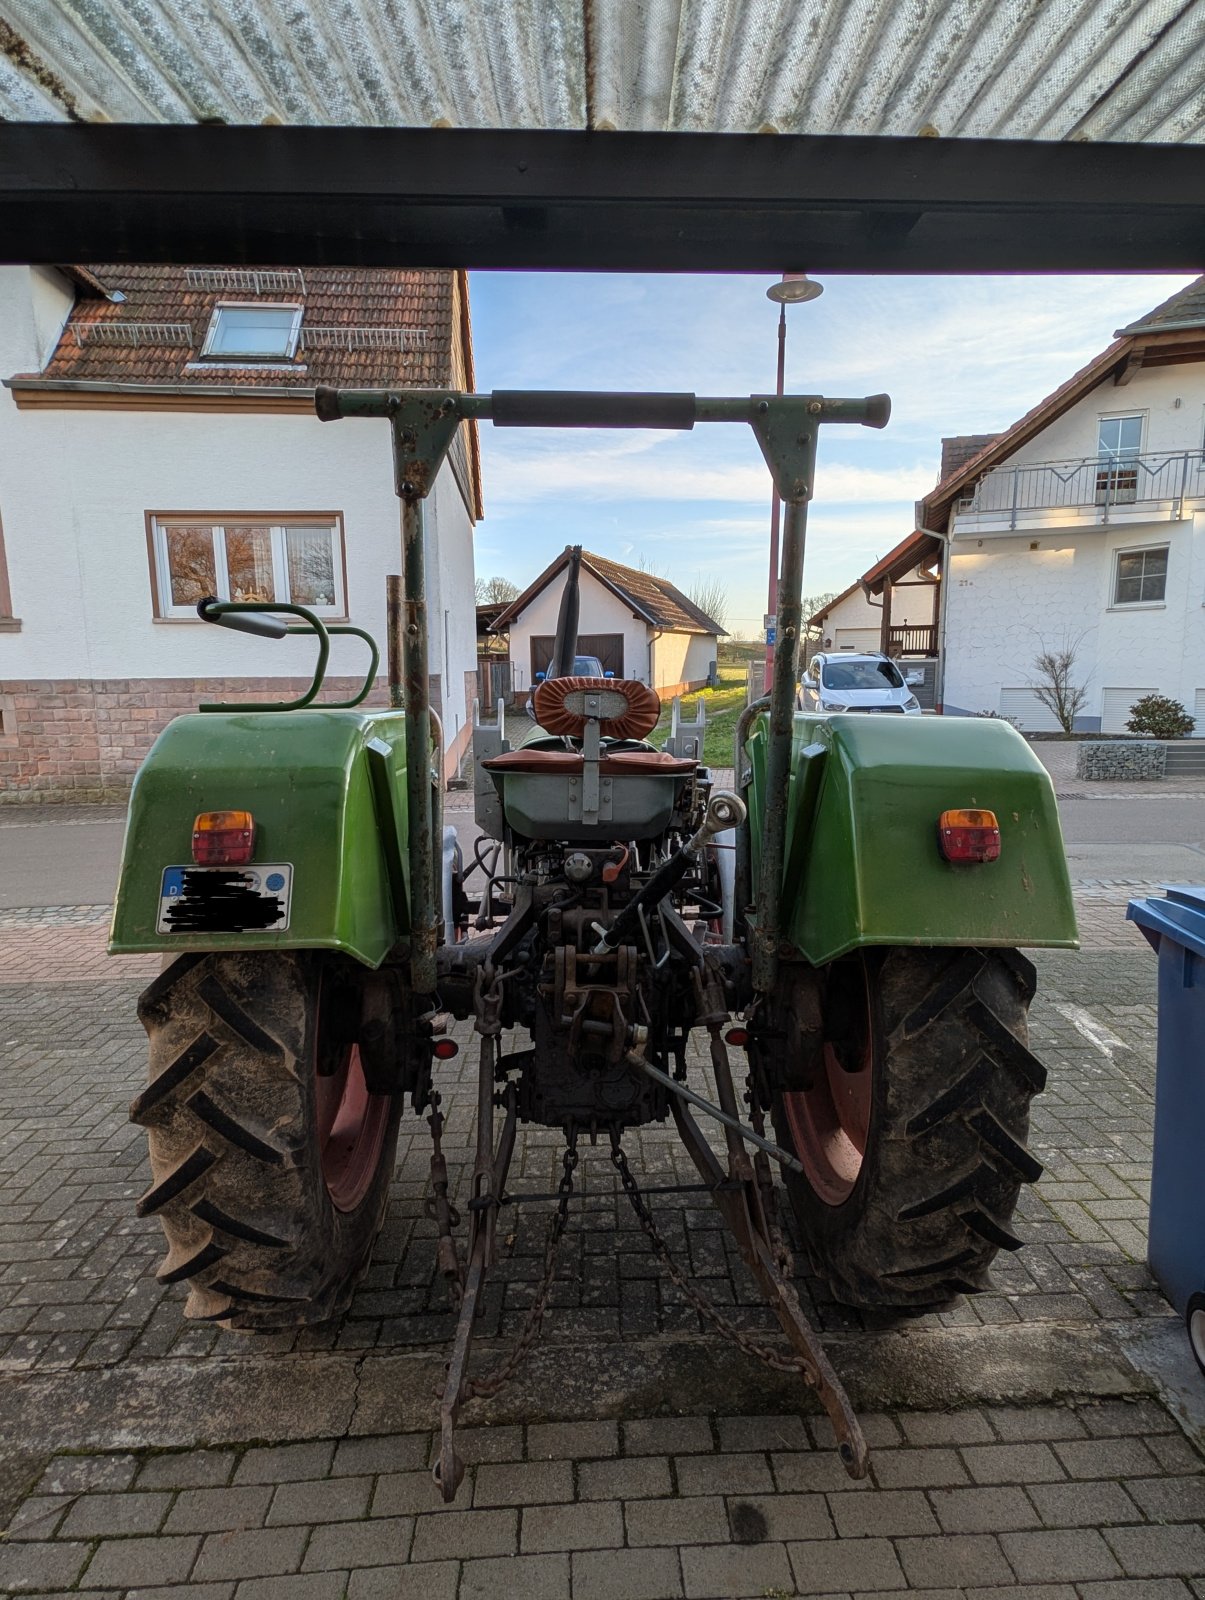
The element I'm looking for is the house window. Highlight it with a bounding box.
[151,516,345,618]
[201,304,302,359]
[1096,415,1142,504]
[1112,544,1168,606]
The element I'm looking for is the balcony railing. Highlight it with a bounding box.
[956,450,1205,527]
[888,623,937,656]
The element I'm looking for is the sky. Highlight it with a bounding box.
[466,270,1198,637]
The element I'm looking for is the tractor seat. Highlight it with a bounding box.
[533,675,661,741]
[483,747,696,778]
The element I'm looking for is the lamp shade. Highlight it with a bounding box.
[766,272,823,304]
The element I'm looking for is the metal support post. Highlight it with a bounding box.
[753,495,810,993]
[400,489,438,997]
[386,573,404,710]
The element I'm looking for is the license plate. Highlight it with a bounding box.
[157,863,293,935]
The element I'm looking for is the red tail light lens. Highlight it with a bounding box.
[724,1027,749,1047]
[192,810,256,866]
[433,1039,460,1060]
[938,809,1001,863]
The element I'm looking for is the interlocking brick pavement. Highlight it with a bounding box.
[0,878,1202,1596]
[0,1401,1199,1597]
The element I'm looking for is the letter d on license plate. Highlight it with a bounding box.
[157,864,293,934]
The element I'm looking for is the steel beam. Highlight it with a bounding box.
[0,125,1202,271]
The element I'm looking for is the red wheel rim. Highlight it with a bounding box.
[314,1000,390,1213]
[782,966,874,1207]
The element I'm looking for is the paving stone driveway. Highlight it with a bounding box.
[0,880,1202,1598]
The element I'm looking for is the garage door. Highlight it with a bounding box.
[998,688,1061,731]
[1193,688,1205,730]
[1101,687,1157,734]
[531,632,624,680]
[834,628,880,653]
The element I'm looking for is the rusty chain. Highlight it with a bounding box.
[463,1129,579,1401]
[608,1133,815,1384]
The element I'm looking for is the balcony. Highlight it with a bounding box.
[955,450,1205,532]
[887,623,937,656]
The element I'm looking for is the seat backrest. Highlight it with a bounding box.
[532,675,661,741]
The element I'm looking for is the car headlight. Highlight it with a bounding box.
[826,702,849,712]
[904,695,920,710]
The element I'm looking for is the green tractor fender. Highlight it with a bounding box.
[109,708,412,967]
[744,711,1078,966]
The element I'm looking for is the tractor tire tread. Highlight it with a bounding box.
[775,947,1043,1308]
[135,951,401,1330]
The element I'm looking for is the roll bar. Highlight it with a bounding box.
[196,597,380,713]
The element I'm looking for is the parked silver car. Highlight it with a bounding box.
[801,651,922,715]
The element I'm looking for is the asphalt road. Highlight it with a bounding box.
[1,792,1202,909]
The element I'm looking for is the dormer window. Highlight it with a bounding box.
[201,303,302,360]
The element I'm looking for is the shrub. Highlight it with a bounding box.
[1125,694,1195,740]
[975,710,1022,731]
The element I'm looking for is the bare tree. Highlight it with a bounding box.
[687,574,729,633]
[1029,633,1089,734]
[474,575,520,605]
[800,589,838,665]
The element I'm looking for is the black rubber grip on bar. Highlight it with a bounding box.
[491,391,697,430]
[197,599,288,639]
[820,393,892,428]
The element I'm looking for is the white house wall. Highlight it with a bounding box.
[943,353,1205,729]
[507,571,650,693]
[651,629,716,693]
[0,270,479,791]
[813,565,937,657]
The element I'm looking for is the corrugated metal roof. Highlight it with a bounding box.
[2,0,1202,142]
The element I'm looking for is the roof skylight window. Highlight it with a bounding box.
[202,303,302,359]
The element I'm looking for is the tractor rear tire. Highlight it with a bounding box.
[771,947,1044,1309]
[132,951,402,1330]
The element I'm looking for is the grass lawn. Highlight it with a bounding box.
[651,664,749,769]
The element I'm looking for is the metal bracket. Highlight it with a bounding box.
[748,396,820,504]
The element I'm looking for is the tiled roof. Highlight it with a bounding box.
[1116,274,1205,336]
[26,264,459,391]
[583,552,724,635]
[492,547,724,637]
[861,530,941,594]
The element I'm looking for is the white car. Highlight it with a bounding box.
[801,651,922,715]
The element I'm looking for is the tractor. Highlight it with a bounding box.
[110,384,1077,1497]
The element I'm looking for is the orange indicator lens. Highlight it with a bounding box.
[192,810,256,866]
[938,809,1001,863]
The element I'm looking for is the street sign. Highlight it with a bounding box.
[766,624,777,646]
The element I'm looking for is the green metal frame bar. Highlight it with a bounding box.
[315,385,889,999]
[197,600,379,713]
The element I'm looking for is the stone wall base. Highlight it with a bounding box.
[0,676,455,802]
[1075,740,1166,781]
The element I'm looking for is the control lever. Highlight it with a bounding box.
[593,793,746,955]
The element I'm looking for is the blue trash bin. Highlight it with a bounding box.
[1127,885,1205,1376]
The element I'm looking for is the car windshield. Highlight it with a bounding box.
[574,657,604,675]
[821,659,904,691]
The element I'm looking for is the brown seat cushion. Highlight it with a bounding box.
[533,676,661,741]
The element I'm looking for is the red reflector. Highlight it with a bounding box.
[938,808,1001,863]
[192,810,255,866]
[724,1027,749,1047]
[432,1039,459,1060]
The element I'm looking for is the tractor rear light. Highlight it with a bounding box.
[433,1039,459,1060]
[192,810,256,865]
[938,809,1001,863]
[725,1027,749,1047]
